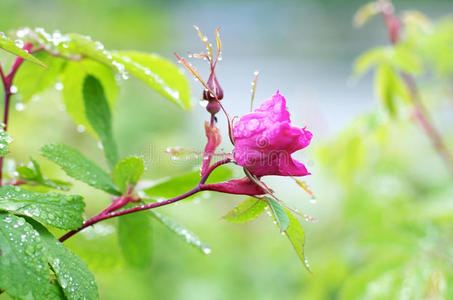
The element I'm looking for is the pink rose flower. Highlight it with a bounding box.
[233,91,312,177]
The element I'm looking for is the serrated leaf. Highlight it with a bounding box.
[61,59,118,135]
[0,213,53,299]
[266,197,290,232]
[0,125,12,157]
[118,205,153,268]
[284,209,311,272]
[14,52,66,102]
[41,144,120,195]
[144,166,232,200]
[0,32,46,67]
[113,156,145,193]
[83,75,118,168]
[30,219,99,300]
[0,185,84,230]
[113,51,192,110]
[150,211,211,254]
[222,197,266,223]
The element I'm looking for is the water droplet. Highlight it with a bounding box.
[15,102,25,111]
[14,39,24,48]
[199,100,209,108]
[76,125,85,133]
[202,247,211,254]
[97,142,103,149]
[55,82,64,91]
[16,28,30,38]
[9,85,18,94]
[254,71,259,76]
[94,41,104,50]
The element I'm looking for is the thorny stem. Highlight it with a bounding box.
[0,42,34,186]
[59,158,232,242]
[379,0,453,176]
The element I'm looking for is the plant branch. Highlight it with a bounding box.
[59,158,232,242]
[0,42,34,186]
[379,0,453,176]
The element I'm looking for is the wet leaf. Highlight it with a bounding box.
[266,197,289,232]
[30,220,99,300]
[118,204,153,268]
[0,185,84,230]
[113,156,145,193]
[83,75,118,168]
[0,213,52,299]
[62,59,118,135]
[222,197,266,223]
[41,144,120,195]
[0,32,46,67]
[150,211,211,254]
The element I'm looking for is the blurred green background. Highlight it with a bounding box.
[1,0,453,299]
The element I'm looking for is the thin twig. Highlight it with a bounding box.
[59,158,232,242]
[378,0,453,176]
[0,42,33,185]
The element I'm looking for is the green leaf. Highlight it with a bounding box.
[150,211,211,254]
[0,213,53,299]
[61,59,118,135]
[0,125,12,157]
[52,33,190,110]
[266,197,290,232]
[222,197,267,223]
[17,159,72,191]
[83,75,118,168]
[354,47,388,76]
[17,164,36,180]
[284,209,311,272]
[41,144,120,195]
[113,51,192,110]
[118,204,153,267]
[0,33,46,67]
[353,1,380,27]
[354,46,422,77]
[30,219,99,300]
[0,185,84,230]
[144,166,233,200]
[113,156,145,193]
[375,64,409,116]
[13,52,66,102]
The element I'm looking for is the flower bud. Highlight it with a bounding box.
[203,71,223,101]
[206,101,220,115]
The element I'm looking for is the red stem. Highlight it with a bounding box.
[59,158,232,242]
[379,0,453,176]
[0,42,34,186]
